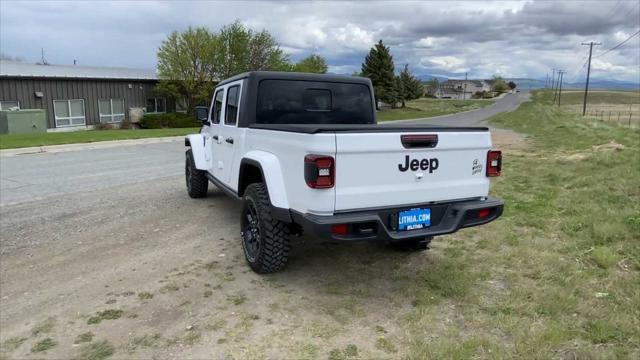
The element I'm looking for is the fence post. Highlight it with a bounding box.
[618,112,621,122]
[608,111,611,121]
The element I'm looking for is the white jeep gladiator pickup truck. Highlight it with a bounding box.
[185,71,503,273]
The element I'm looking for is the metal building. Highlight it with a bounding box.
[0,60,183,130]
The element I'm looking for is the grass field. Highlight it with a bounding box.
[376,98,495,122]
[559,90,640,128]
[0,128,200,150]
[560,90,639,105]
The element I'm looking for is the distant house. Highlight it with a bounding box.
[0,60,186,131]
[431,79,492,99]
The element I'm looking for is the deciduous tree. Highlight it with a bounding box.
[156,22,291,113]
[215,21,290,78]
[156,27,217,114]
[293,54,328,73]
[492,75,508,93]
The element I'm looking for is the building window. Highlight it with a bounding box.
[146,98,166,113]
[0,101,20,110]
[98,98,125,123]
[53,99,86,127]
[175,98,187,113]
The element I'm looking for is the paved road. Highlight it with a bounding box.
[0,92,529,206]
[0,141,185,205]
[387,91,530,126]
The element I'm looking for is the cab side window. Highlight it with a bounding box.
[212,89,224,124]
[225,85,240,125]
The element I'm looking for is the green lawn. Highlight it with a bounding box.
[399,89,639,357]
[559,90,640,105]
[0,128,200,150]
[376,98,495,122]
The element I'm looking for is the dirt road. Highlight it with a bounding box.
[0,130,524,359]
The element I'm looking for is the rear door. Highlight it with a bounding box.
[209,88,225,179]
[218,82,242,185]
[334,130,492,211]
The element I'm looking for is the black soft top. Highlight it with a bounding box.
[217,71,372,87]
[216,71,375,127]
[249,123,489,134]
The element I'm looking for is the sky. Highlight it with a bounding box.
[1,0,639,83]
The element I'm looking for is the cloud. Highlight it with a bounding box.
[422,56,469,73]
[1,0,638,82]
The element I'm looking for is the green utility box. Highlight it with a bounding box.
[0,110,47,134]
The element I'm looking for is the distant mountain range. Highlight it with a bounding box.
[418,75,639,91]
[506,78,639,91]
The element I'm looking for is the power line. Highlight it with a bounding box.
[593,29,640,58]
[569,54,590,82]
[581,42,601,116]
[605,0,623,18]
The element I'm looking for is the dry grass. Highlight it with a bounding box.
[560,90,640,128]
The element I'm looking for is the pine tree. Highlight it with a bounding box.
[361,40,396,108]
[397,64,424,107]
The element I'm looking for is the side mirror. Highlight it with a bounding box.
[194,106,209,125]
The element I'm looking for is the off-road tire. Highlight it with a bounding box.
[392,237,432,252]
[241,183,290,273]
[185,149,208,198]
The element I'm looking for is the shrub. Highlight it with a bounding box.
[119,117,132,129]
[139,113,199,129]
[93,122,113,130]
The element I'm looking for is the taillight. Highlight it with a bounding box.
[486,150,502,177]
[330,224,348,235]
[478,208,491,218]
[304,155,335,188]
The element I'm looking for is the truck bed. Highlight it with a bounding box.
[249,123,489,134]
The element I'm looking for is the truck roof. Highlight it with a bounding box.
[217,71,372,87]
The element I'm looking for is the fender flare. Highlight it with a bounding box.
[185,134,209,170]
[240,151,289,210]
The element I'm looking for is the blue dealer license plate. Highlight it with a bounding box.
[398,208,431,231]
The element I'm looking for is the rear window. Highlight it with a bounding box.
[256,80,374,125]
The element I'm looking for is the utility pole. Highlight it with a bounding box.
[39,48,48,65]
[463,72,468,100]
[557,70,565,107]
[581,41,601,116]
[545,73,549,88]
[553,70,561,104]
[553,70,564,105]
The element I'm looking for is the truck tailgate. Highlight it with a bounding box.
[334,131,492,211]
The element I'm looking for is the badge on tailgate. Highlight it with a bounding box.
[398,155,439,173]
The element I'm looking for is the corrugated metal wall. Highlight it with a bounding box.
[0,77,170,128]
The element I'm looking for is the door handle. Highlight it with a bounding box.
[212,135,219,140]
[225,137,234,144]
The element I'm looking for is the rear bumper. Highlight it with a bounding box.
[290,197,503,242]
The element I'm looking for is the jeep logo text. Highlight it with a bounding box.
[398,155,439,173]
